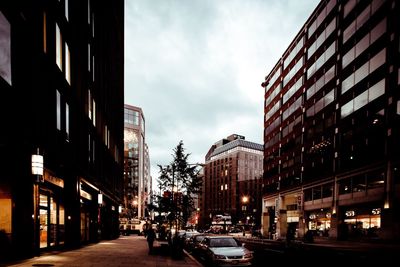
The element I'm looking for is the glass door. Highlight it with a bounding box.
[39,193,49,248]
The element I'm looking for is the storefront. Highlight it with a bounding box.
[38,170,65,249]
[306,209,332,237]
[341,205,381,238]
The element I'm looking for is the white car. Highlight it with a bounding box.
[197,235,253,266]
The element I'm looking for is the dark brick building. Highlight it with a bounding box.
[201,134,263,230]
[261,0,400,241]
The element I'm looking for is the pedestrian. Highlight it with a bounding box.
[146,227,156,254]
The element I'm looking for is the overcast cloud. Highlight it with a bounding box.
[124,0,320,185]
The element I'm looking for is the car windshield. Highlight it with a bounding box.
[209,238,238,247]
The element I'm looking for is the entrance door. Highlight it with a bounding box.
[39,193,49,248]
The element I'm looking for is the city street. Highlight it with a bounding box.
[1,235,201,267]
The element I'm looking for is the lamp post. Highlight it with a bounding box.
[32,149,43,254]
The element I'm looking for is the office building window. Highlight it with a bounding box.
[92,56,95,81]
[0,11,11,85]
[66,103,69,138]
[307,65,335,100]
[87,0,90,24]
[88,44,91,71]
[56,90,61,130]
[341,78,385,118]
[342,18,386,69]
[56,23,62,71]
[43,12,47,53]
[342,48,386,94]
[65,0,69,21]
[343,0,356,18]
[92,99,96,126]
[65,43,70,84]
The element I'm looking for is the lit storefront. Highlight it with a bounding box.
[306,209,332,236]
[342,206,381,237]
[38,170,65,249]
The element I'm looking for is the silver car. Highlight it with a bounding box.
[198,235,253,266]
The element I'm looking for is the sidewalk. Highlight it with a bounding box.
[1,235,202,267]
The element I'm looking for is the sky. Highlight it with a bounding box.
[124,0,320,187]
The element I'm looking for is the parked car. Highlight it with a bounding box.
[197,235,253,266]
[185,233,209,254]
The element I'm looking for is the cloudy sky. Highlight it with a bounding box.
[124,0,320,184]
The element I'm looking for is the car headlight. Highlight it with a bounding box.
[214,254,226,260]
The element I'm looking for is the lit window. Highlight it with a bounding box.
[56,90,61,130]
[65,0,69,21]
[66,103,69,137]
[88,90,92,119]
[43,12,47,53]
[56,24,62,71]
[92,99,96,126]
[65,43,70,84]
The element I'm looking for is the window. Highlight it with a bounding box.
[65,0,69,21]
[88,44,91,71]
[343,0,356,18]
[43,12,47,53]
[56,23,62,71]
[88,90,92,119]
[87,0,90,24]
[342,48,386,94]
[65,43,70,84]
[341,78,385,118]
[66,103,69,138]
[56,90,61,130]
[92,99,96,126]
[0,11,11,85]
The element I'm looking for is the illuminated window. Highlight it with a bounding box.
[66,103,69,138]
[65,0,69,21]
[65,43,70,84]
[56,23,62,71]
[56,90,61,130]
[88,90,92,119]
[43,12,47,53]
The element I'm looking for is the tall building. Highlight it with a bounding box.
[261,0,399,241]
[0,0,124,260]
[123,105,149,219]
[202,134,263,229]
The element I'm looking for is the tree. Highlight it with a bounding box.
[157,140,202,231]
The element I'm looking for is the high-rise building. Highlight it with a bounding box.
[261,0,399,241]
[123,105,149,219]
[0,0,124,260]
[202,134,263,229]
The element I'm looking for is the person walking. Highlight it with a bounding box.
[146,227,156,254]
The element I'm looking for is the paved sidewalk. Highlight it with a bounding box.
[1,235,202,267]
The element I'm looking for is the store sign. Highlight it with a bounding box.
[345,210,355,217]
